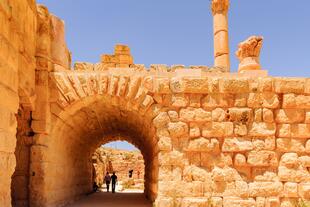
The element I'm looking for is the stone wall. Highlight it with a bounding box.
[0,0,37,206]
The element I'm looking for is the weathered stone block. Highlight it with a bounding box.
[275,109,305,123]
[248,122,276,136]
[202,94,234,108]
[274,78,305,94]
[247,150,278,166]
[168,121,188,138]
[180,107,211,122]
[202,122,233,137]
[187,137,220,152]
[283,182,298,198]
[222,138,253,152]
[248,181,283,197]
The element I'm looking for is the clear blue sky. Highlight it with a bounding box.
[37,1,310,150]
[37,0,310,77]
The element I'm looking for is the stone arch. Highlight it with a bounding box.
[29,70,161,206]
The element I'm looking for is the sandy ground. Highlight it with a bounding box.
[66,191,152,207]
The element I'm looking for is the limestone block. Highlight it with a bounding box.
[253,137,275,152]
[274,78,305,94]
[226,107,252,123]
[234,124,248,136]
[248,93,280,108]
[202,122,233,137]
[306,111,310,123]
[248,122,276,136]
[223,197,256,207]
[180,107,211,122]
[181,197,210,207]
[248,181,283,197]
[234,94,248,107]
[187,137,220,152]
[158,151,186,167]
[280,153,299,168]
[256,197,266,207]
[201,153,232,168]
[189,94,202,107]
[280,199,297,207]
[167,121,188,138]
[50,15,70,69]
[247,150,278,166]
[283,182,298,198]
[234,153,247,166]
[212,108,226,122]
[263,108,274,123]
[265,197,280,207]
[181,77,209,93]
[74,62,94,71]
[154,78,170,94]
[298,183,310,199]
[222,138,253,152]
[183,165,210,182]
[306,140,310,153]
[158,136,172,151]
[254,108,263,122]
[153,112,170,128]
[277,124,291,138]
[202,93,234,108]
[171,94,189,107]
[155,197,174,207]
[299,156,310,167]
[0,130,16,153]
[277,138,305,152]
[278,166,310,182]
[219,78,249,93]
[283,94,310,109]
[275,109,305,123]
[291,124,310,138]
[168,110,179,122]
[189,123,201,138]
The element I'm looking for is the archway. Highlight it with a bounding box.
[29,86,159,206]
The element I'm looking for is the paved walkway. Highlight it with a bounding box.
[67,191,152,207]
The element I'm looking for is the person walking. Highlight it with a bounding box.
[104,172,111,192]
[111,172,118,193]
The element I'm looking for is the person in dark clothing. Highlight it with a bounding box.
[104,172,111,192]
[93,182,99,192]
[129,169,133,178]
[111,172,118,193]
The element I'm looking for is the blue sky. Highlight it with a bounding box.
[37,0,310,150]
[37,0,310,77]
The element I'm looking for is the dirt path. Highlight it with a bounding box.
[66,192,152,207]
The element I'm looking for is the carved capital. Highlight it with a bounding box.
[236,36,264,72]
[211,0,230,15]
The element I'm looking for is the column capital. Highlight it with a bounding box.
[211,0,230,15]
[236,36,264,72]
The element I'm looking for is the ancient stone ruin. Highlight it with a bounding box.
[92,147,144,190]
[1,0,310,206]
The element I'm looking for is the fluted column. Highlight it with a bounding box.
[211,0,230,72]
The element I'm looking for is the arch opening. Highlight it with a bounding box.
[92,141,145,193]
[30,94,158,206]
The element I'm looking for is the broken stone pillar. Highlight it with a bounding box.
[236,36,263,73]
[211,0,230,72]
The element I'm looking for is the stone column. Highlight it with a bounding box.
[211,0,230,71]
[235,36,263,73]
